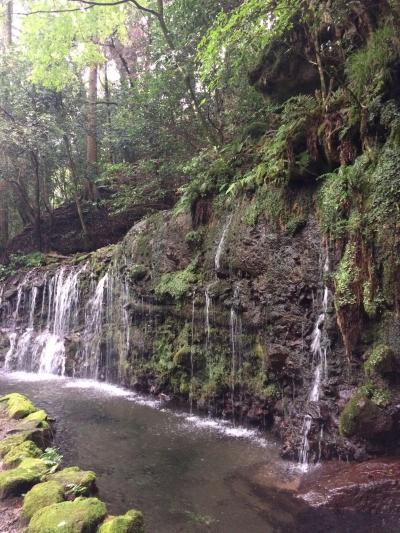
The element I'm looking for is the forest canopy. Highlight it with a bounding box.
[0,0,399,267]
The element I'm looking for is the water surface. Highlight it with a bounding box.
[0,373,397,533]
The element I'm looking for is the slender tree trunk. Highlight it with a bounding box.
[103,62,115,163]
[63,135,89,238]
[0,1,12,255]
[85,64,98,196]
[30,152,42,251]
[3,1,12,48]
[0,180,9,255]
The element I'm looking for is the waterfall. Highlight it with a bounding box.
[230,285,242,422]
[4,267,83,375]
[299,253,330,470]
[190,292,196,414]
[0,263,132,381]
[204,286,212,350]
[214,215,232,273]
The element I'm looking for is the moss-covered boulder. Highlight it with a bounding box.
[3,439,42,468]
[0,458,48,499]
[0,393,37,419]
[20,409,50,429]
[339,389,392,438]
[364,344,395,377]
[28,497,107,533]
[22,480,65,522]
[98,510,145,533]
[0,431,31,457]
[47,466,96,495]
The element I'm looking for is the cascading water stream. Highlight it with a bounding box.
[0,262,133,382]
[214,215,232,273]
[230,285,242,423]
[204,286,212,351]
[299,253,330,470]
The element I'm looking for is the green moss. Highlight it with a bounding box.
[285,214,307,236]
[0,393,37,419]
[155,261,198,300]
[28,497,107,533]
[21,409,49,430]
[129,264,147,282]
[185,230,204,248]
[0,431,31,457]
[364,344,395,377]
[22,480,65,522]
[363,281,377,318]
[0,458,48,499]
[339,389,373,437]
[334,242,360,308]
[3,440,42,468]
[98,510,145,533]
[47,466,96,495]
[339,384,391,437]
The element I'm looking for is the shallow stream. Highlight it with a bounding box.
[0,372,397,533]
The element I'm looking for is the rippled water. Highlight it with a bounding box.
[0,372,397,533]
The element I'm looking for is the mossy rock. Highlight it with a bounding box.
[364,344,395,377]
[28,497,107,533]
[0,431,31,457]
[23,480,65,522]
[129,264,147,282]
[3,440,42,468]
[0,458,48,499]
[21,409,50,429]
[0,393,37,419]
[339,389,392,438]
[98,510,145,533]
[47,466,96,495]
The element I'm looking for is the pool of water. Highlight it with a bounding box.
[0,372,397,533]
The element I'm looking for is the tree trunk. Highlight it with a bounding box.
[31,152,42,251]
[0,180,9,255]
[103,62,115,163]
[86,64,98,189]
[63,134,89,239]
[3,1,12,48]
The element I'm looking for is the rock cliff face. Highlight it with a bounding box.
[0,189,399,464]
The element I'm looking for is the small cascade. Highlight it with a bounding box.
[214,215,232,273]
[190,292,196,414]
[299,253,330,470]
[0,262,133,381]
[204,286,212,351]
[80,272,109,379]
[230,285,242,422]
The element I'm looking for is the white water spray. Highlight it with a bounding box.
[299,253,330,470]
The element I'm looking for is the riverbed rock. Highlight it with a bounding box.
[0,393,37,419]
[0,458,48,499]
[47,466,96,495]
[3,440,42,468]
[28,497,107,533]
[98,510,145,533]
[298,459,400,515]
[22,480,65,522]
